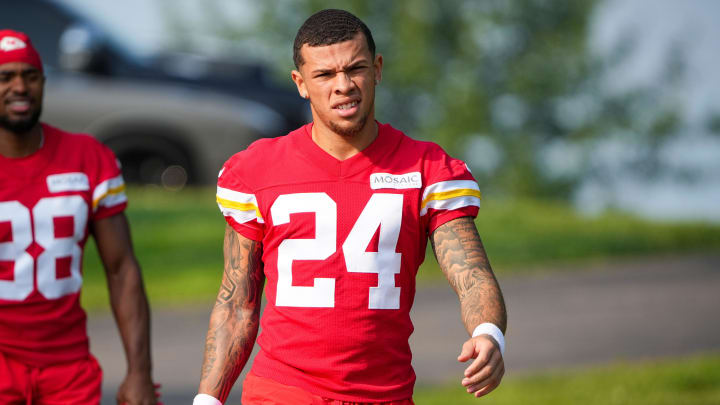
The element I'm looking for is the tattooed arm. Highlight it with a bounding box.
[431,216,507,398]
[197,225,265,402]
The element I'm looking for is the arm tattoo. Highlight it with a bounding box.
[431,217,507,334]
[199,225,264,401]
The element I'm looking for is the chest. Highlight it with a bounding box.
[255,170,427,247]
[254,171,429,310]
[0,171,93,302]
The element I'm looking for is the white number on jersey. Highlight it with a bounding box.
[343,193,402,309]
[0,196,87,301]
[273,193,336,307]
[0,201,34,300]
[272,192,403,309]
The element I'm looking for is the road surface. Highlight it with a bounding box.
[88,253,720,404]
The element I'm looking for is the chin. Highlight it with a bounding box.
[0,109,42,134]
[329,115,369,138]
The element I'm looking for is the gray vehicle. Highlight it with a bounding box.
[2,0,308,186]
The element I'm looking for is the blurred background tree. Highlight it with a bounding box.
[161,0,683,201]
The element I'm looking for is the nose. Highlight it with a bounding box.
[334,72,355,94]
[9,76,29,94]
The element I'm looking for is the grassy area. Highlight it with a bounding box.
[419,198,720,279]
[82,187,225,310]
[81,187,720,310]
[414,353,720,405]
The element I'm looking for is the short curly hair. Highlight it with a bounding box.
[293,9,375,68]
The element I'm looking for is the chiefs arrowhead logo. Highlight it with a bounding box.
[0,36,27,52]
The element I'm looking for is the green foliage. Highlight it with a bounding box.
[162,0,685,199]
[414,353,720,404]
[157,0,696,203]
[81,187,720,310]
[707,113,720,134]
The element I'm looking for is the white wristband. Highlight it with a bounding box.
[472,323,505,356]
[193,394,222,405]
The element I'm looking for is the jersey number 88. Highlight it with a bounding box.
[0,196,86,301]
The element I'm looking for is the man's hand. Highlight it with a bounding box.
[458,335,505,398]
[117,371,160,405]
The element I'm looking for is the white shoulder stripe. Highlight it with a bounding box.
[420,195,480,216]
[218,204,265,224]
[217,186,257,205]
[216,186,263,222]
[97,193,128,210]
[422,180,479,200]
[92,174,126,211]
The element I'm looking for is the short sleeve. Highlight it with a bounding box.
[422,150,481,233]
[216,157,265,241]
[91,144,127,220]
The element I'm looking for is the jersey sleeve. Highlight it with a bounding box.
[216,156,265,241]
[422,148,481,233]
[91,143,127,220]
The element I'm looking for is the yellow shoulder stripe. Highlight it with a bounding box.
[421,188,482,209]
[217,196,263,219]
[92,184,126,209]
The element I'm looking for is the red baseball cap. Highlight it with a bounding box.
[0,29,43,72]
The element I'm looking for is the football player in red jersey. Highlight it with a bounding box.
[0,30,158,405]
[196,9,506,405]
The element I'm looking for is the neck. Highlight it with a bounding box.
[0,124,43,158]
[311,119,378,161]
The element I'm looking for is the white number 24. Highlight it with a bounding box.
[272,193,403,309]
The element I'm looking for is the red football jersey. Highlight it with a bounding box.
[0,123,127,367]
[217,122,480,402]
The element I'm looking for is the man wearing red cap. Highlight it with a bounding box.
[0,30,158,405]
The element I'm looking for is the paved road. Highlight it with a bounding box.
[88,253,720,404]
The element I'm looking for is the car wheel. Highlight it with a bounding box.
[104,134,195,189]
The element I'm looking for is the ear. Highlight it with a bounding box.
[373,54,383,85]
[291,69,308,99]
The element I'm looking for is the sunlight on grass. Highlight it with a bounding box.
[415,353,720,405]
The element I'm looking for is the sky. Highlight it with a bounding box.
[591,0,720,123]
[581,0,720,222]
[61,0,258,57]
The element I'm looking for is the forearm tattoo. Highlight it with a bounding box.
[431,217,507,334]
[199,226,264,400]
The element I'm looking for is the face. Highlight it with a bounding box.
[0,62,44,134]
[292,32,382,138]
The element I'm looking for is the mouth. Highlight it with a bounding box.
[332,99,360,117]
[6,99,33,114]
[335,100,358,110]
